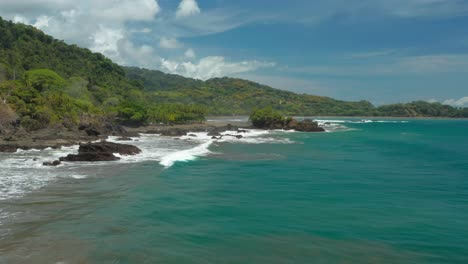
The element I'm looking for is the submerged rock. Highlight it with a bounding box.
[43,160,61,166]
[222,134,243,139]
[207,131,221,137]
[116,137,132,141]
[60,141,141,162]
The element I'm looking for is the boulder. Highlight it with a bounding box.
[116,137,132,141]
[78,141,141,155]
[60,152,119,162]
[78,125,101,136]
[222,134,243,139]
[207,131,221,137]
[290,119,325,132]
[188,134,197,137]
[43,160,61,166]
[59,141,141,162]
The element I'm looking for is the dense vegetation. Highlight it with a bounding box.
[0,17,466,134]
[125,67,468,117]
[0,17,205,132]
[249,107,287,128]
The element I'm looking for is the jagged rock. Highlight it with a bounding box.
[289,119,325,132]
[60,152,119,162]
[116,137,132,141]
[222,134,243,139]
[207,131,221,137]
[0,144,20,153]
[252,117,325,132]
[78,125,101,136]
[43,160,61,166]
[59,141,141,162]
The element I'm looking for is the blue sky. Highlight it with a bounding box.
[0,0,467,106]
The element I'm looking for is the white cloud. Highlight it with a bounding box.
[159,37,183,49]
[176,0,201,18]
[90,26,124,61]
[12,14,29,24]
[94,0,159,22]
[0,0,161,67]
[160,56,275,80]
[33,15,50,29]
[184,48,196,58]
[442,97,468,107]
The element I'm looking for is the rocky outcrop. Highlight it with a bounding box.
[43,160,61,166]
[59,141,141,162]
[252,118,325,132]
[286,119,325,132]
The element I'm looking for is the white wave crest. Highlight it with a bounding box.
[160,140,213,167]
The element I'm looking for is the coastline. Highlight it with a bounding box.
[0,120,252,153]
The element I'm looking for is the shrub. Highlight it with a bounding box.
[249,107,285,128]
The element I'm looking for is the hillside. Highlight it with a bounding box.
[125,67,376,116]
[0,17,204,133]
[0,17,467,135]
[125,67,468,117]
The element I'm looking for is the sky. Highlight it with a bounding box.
[0,0,467,106]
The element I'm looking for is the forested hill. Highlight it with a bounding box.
[124,67,468,117]
[125,66,376,116]
[0,17,204,133]
[0,17,467,134]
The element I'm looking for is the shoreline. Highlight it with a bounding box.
[2,115,466,153]
[0,120,252,153]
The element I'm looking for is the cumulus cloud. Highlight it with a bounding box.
[0,0,275,79]
[184,48,196,58]
[160,56,275,80]
[33,15,50,29]
[0,0,161,67]
[442,97,468,107]
[159,37,183,49]
[176,0,201,18]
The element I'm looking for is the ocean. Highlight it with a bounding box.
[0,118,467,263]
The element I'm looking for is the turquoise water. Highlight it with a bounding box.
[1,119,468,263]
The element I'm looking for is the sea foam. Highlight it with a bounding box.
[159,140,214,167]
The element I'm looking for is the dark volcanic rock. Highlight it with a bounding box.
[207,131,221,137]
[59,141,141,162]
[116,137,133,141]
[78,125,101,136]
[79,141,141,155]
[43,160,61,166]
[288,119,325,132]
[252,118,325,132]
[0,144,20,153]
[222,134,243,139]
[60,152,120,162]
